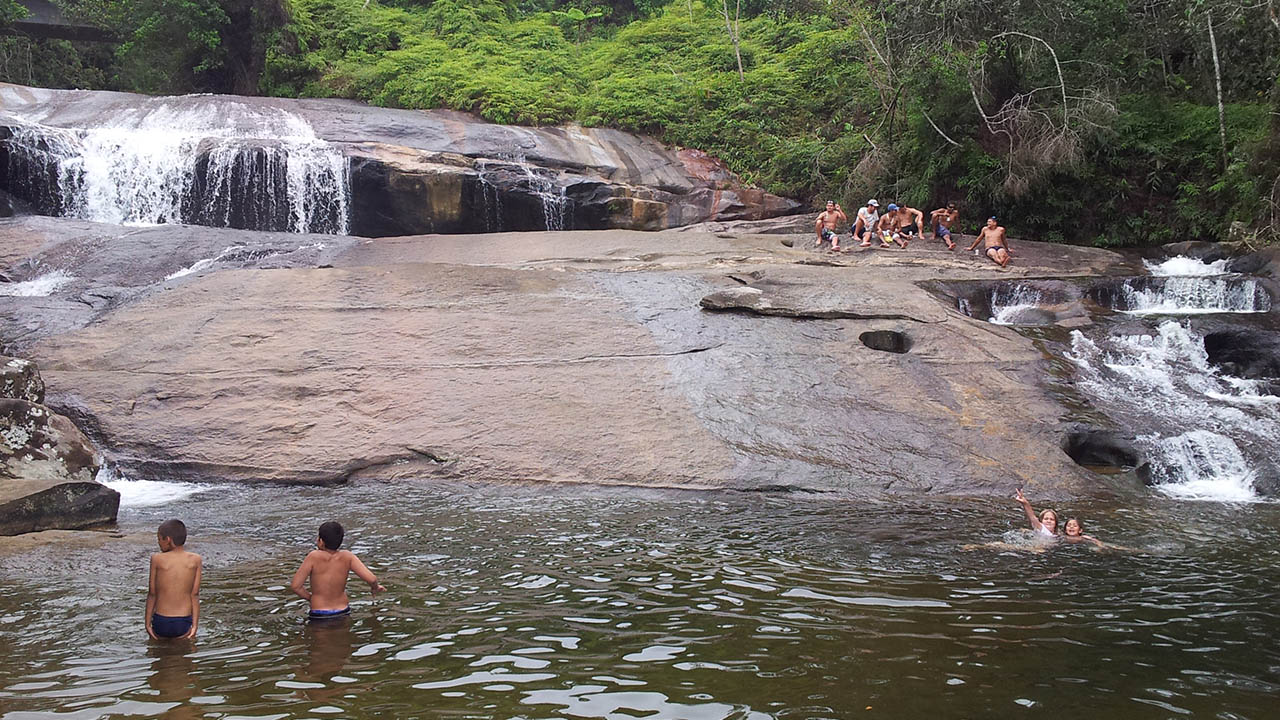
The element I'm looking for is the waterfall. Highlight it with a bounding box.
[1068,322,1277,501]
[1116,276,1269,314]
[1143,431,1258,501]
[989,284,1046,325]
[1,102,349,234]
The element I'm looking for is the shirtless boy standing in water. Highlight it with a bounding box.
[814,200,848,251]
[290,521,385,620]
[968,216,1011,267]
[146,519,202,639]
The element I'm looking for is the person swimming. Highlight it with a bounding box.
[1014,488,1058,537]
[1062,517,1105,547]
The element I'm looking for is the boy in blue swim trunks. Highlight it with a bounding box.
[290,521,385,620]
[146,519,202,639]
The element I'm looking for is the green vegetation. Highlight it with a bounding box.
[4,0,1279,245]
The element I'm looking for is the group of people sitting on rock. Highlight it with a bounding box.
[815,199,1012,267]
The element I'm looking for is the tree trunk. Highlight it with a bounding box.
[1207,14,1228,170]
[721,0,743,80]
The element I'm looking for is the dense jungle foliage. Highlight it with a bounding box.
[2,0,1279,244]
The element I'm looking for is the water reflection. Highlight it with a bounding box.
[0,483,1277,719]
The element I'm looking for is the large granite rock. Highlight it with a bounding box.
[0,83,801,236]
[0,397,116,535]
[1,215,1141,497]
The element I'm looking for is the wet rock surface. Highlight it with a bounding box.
[2,215,1156,496]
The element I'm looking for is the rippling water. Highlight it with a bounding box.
[1,482,1278,718]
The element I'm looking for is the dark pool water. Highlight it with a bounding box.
[1,481,1277,719]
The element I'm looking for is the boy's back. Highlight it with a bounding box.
[146,518,202,639]
[151,549,202,616]
[300,549,364,610]
[290,521,384,617]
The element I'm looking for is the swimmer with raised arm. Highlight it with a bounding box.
[290,521,386,620]
[1014,488,1058,537]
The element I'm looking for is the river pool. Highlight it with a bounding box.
[1,481,1277,719]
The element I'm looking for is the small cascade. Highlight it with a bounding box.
[989,284,1047,325]
[95,466,209,508]
[0,269,72,296]
[1143,431,1258,501]
[478,173,505,232]
[476,156,572,232]
[1068,321,1277,501]
[1,101,350,234]
[1112,276,1269,315]
[1145,256,1230,277]
[518,163,570,231]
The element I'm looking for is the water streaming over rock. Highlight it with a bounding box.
[1,102,349,234]
[476,157,571,232]
[1113,276,1270,314]
[988,284,1047,325]
[1068,321,1278,500]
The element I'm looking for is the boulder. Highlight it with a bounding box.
[1,397,116,535]
[1,356,44,403]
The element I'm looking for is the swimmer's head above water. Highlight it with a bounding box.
[1064,518,1083,536]
[1038,509,1058,534]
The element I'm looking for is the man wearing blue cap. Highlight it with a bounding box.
[877,203,923,248]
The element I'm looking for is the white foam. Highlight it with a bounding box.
[0,270,73,297]
[97,468,208,508]
[1144,256,1230,277]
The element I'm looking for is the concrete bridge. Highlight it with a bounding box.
[2,0,115,43]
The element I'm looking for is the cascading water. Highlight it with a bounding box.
[1068,321,1277,501]
[988,284,1046,325]
[1114,276,1269,314]
[1,102,349,234]
[476,157,571,232]
[1144,255,1230,277]
[520,163,570,231]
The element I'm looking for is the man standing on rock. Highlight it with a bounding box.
[815,200,848,251]
[969,217,1011,267]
